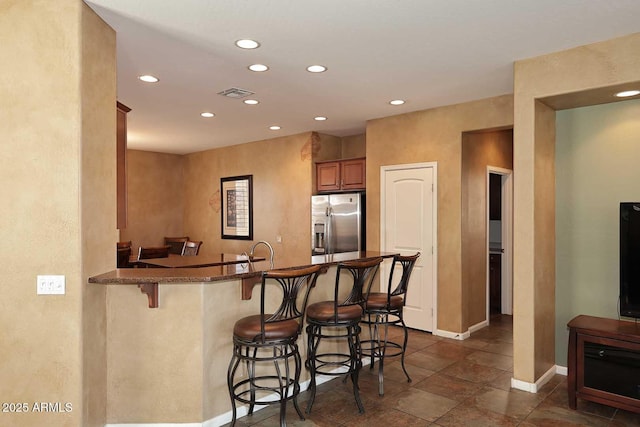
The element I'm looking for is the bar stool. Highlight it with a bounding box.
[305,257,383,414]
[361,252,420,396]
[227,265,322,427]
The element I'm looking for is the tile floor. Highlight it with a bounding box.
[225,315,640,426]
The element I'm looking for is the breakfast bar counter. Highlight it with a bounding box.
[90,251,397,425]
[90,251,396,306]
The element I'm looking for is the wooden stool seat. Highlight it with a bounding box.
[233,315,299,341]
[365,292,404,309]
[306,302,363,322]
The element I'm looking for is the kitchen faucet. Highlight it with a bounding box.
[248,240,275,269]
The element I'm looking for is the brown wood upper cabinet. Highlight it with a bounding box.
[316,157,366,193]
[117,101,131,229]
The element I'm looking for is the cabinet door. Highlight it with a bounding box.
[577,334,640,407]
[341,158,366,190]
[116,102,131,229]
[316,161,340,192]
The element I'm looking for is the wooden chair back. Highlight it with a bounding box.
[138,245,171,260]
[117,247,132,268]
[164,236,189,255]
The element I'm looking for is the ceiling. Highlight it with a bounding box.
[85,0,640,155]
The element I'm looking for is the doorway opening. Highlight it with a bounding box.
[487,167,513,320]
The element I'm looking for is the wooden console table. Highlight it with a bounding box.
[567,315,640,413]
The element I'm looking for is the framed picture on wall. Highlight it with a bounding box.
[221,175,253,240]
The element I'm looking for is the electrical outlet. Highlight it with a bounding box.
[37,275,65,295]
[276,235,282,243]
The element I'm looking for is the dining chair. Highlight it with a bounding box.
[117,240,132,249]
[164,236,189,255]
[117,247,132,268]
[138,245,171,261]
[181,240,203,256]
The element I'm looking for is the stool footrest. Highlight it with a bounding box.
[360,339,403,357]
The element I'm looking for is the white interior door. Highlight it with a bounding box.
[381,163,436,332]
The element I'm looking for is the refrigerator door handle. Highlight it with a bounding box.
[326,206,333,254]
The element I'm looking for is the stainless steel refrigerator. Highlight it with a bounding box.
[311,193,365,255]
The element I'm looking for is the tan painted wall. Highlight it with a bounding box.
[181,132,315,265]
[533,101,556,379]
[106,264,349,423]
[0,1,115,426]
[313,132,342,161]
[80,4,117,427]
[119,149,185,252]
[106,285,204,423]
[124,130,363,262]
[513,32,640,383]
[342,133,366,158]
[366,95,514,333]
[461,129,513,327]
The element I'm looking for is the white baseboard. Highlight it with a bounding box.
[556,365,568,376]
[106,424,201,427]
[433,319,487,341]
[468,319,489,334]
[511,364,558,393]
[433,329,470,340]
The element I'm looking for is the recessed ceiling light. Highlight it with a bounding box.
[616,90,640,98]
[236,39,260,49]
[269,125,281,130]
[244,99,259,105]
[306,65,327,73]
[138,75,159,83]
[248,64,269,72]
[200,112,215,118]
[389,99,405,105]
[314,116,327,121]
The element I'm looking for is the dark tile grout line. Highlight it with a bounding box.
[225,316,640,427]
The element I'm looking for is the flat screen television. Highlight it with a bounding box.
[620,202,640,319]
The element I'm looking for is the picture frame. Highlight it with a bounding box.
[221,175,253,240]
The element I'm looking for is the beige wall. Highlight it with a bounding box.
[367,95,514,333]
[107,285,204,423]
[106,265,347,423]
[123,130,365,260]
[1,1,115,426]
[555,98,640,364]
[119,150,185,252]
[81,4,117,427]
[461,129,513,327]
[312,131,342,161]
[342,133,366,158]
[513,32,640,383]
[182,132,315,266]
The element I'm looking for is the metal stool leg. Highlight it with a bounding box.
[399,317,412,383]
[305,324,319,414]
[348,323,365,413]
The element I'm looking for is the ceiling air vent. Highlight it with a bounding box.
[217,87,255,99]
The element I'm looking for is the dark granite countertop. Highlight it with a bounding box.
[89,251,398,285]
